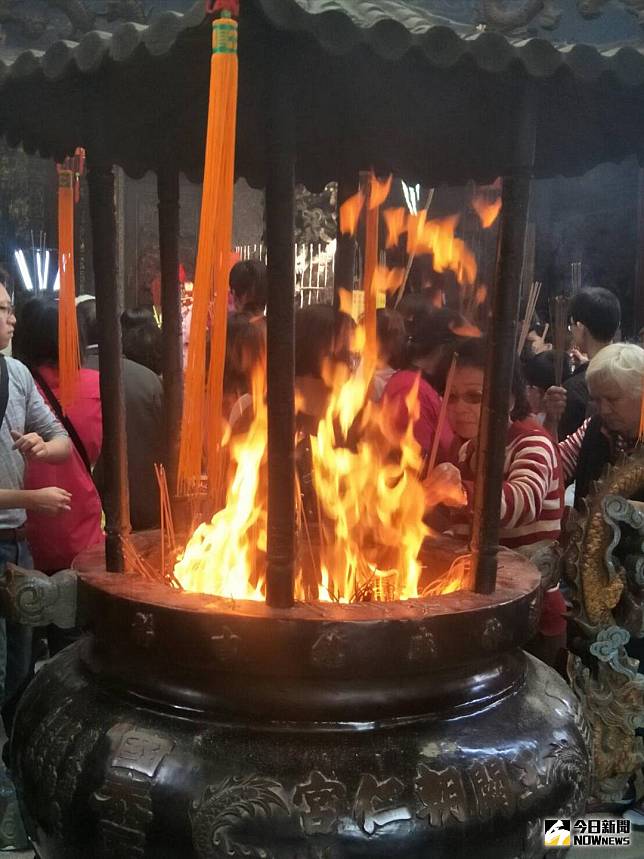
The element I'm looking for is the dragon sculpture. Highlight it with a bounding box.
[562,450,644,803]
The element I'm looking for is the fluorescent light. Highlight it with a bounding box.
[14,250,34,292]
[36,251,44,292]
[401,180,417,215]
[43,250,50,292]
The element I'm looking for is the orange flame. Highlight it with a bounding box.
[450,322,482,338]
[174,365,267,600]
[174,208,485,604]
[406,211,428,255]
[308,357,428,602]
[372,264,405,295]
[405,213,477,287]
[383,208,407,249]
[368,174,392,209]
[339,190,365,236]
[472,189,502,229]
[475,285,488,306]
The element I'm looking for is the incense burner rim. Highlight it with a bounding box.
[75,546,540,623]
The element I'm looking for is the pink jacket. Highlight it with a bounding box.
[24,366,104,571]
[382,369,454,459]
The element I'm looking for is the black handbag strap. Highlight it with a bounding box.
[32,369,93,477]
[0,356,8,429]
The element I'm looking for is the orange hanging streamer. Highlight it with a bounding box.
[177,6,239,496]
[56,156,82,410]
[363,173,384,374]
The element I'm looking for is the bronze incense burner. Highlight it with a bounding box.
[10,541,590,858]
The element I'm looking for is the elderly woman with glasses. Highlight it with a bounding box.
[424,335,567,663]
[557,342,644,508]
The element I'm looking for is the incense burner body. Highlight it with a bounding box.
[11,550,590,859]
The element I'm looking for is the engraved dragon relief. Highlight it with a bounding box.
[562,451,644,803]
[477,0,644,33]
[191,775,288,859]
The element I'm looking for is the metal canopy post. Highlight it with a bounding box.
[157,165,183,500]
[471,85,537,594]
[265,45,296,609]
[86,153,131,572]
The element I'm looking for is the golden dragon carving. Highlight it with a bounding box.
[563,449,644,803]
[564,449,644,630]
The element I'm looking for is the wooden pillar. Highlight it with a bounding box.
[86,155,131,571]
[157,166,183,499]
[265,46,296,609]
[470,87,537,594]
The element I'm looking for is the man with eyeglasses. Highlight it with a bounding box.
[0,281,70,728]
[545,287,621,439]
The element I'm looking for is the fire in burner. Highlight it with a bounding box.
[175,197,487,604]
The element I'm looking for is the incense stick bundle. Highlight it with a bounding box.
[420,352,458,481]
[571,261,582,294]
[549,295,570,387]
[517,281,542,356]
[155,463,177,566]
[521,222,536,296]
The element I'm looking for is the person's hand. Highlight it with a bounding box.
[570,348,588,368]
[10,430,48,460]
[424,462,467,509]
[29,487,72,516]
[526,331,552,355]
[543,386,567,422]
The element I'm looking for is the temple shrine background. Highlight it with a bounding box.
[0,0,640,332]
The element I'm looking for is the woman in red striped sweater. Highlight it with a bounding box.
[425,337,566,662]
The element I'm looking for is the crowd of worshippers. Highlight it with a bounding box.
[0,260,637,727]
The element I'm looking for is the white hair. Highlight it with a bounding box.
[586,342,644,397]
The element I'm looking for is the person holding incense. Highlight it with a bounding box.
[522,350,572,427]
[558,342,644,510]
[12,298,100,655]
[424,336,566,662]
[547,287,621,439]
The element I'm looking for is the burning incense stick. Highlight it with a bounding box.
[420,352,458,481]
[517,281,542,356]
[549,295,570,387]
[571,261,582,294]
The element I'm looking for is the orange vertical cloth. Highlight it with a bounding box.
[363,177,380,375]
[57,166,80,410]
[177,13,238,495]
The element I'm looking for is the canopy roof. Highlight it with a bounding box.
[1,0,643,186]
